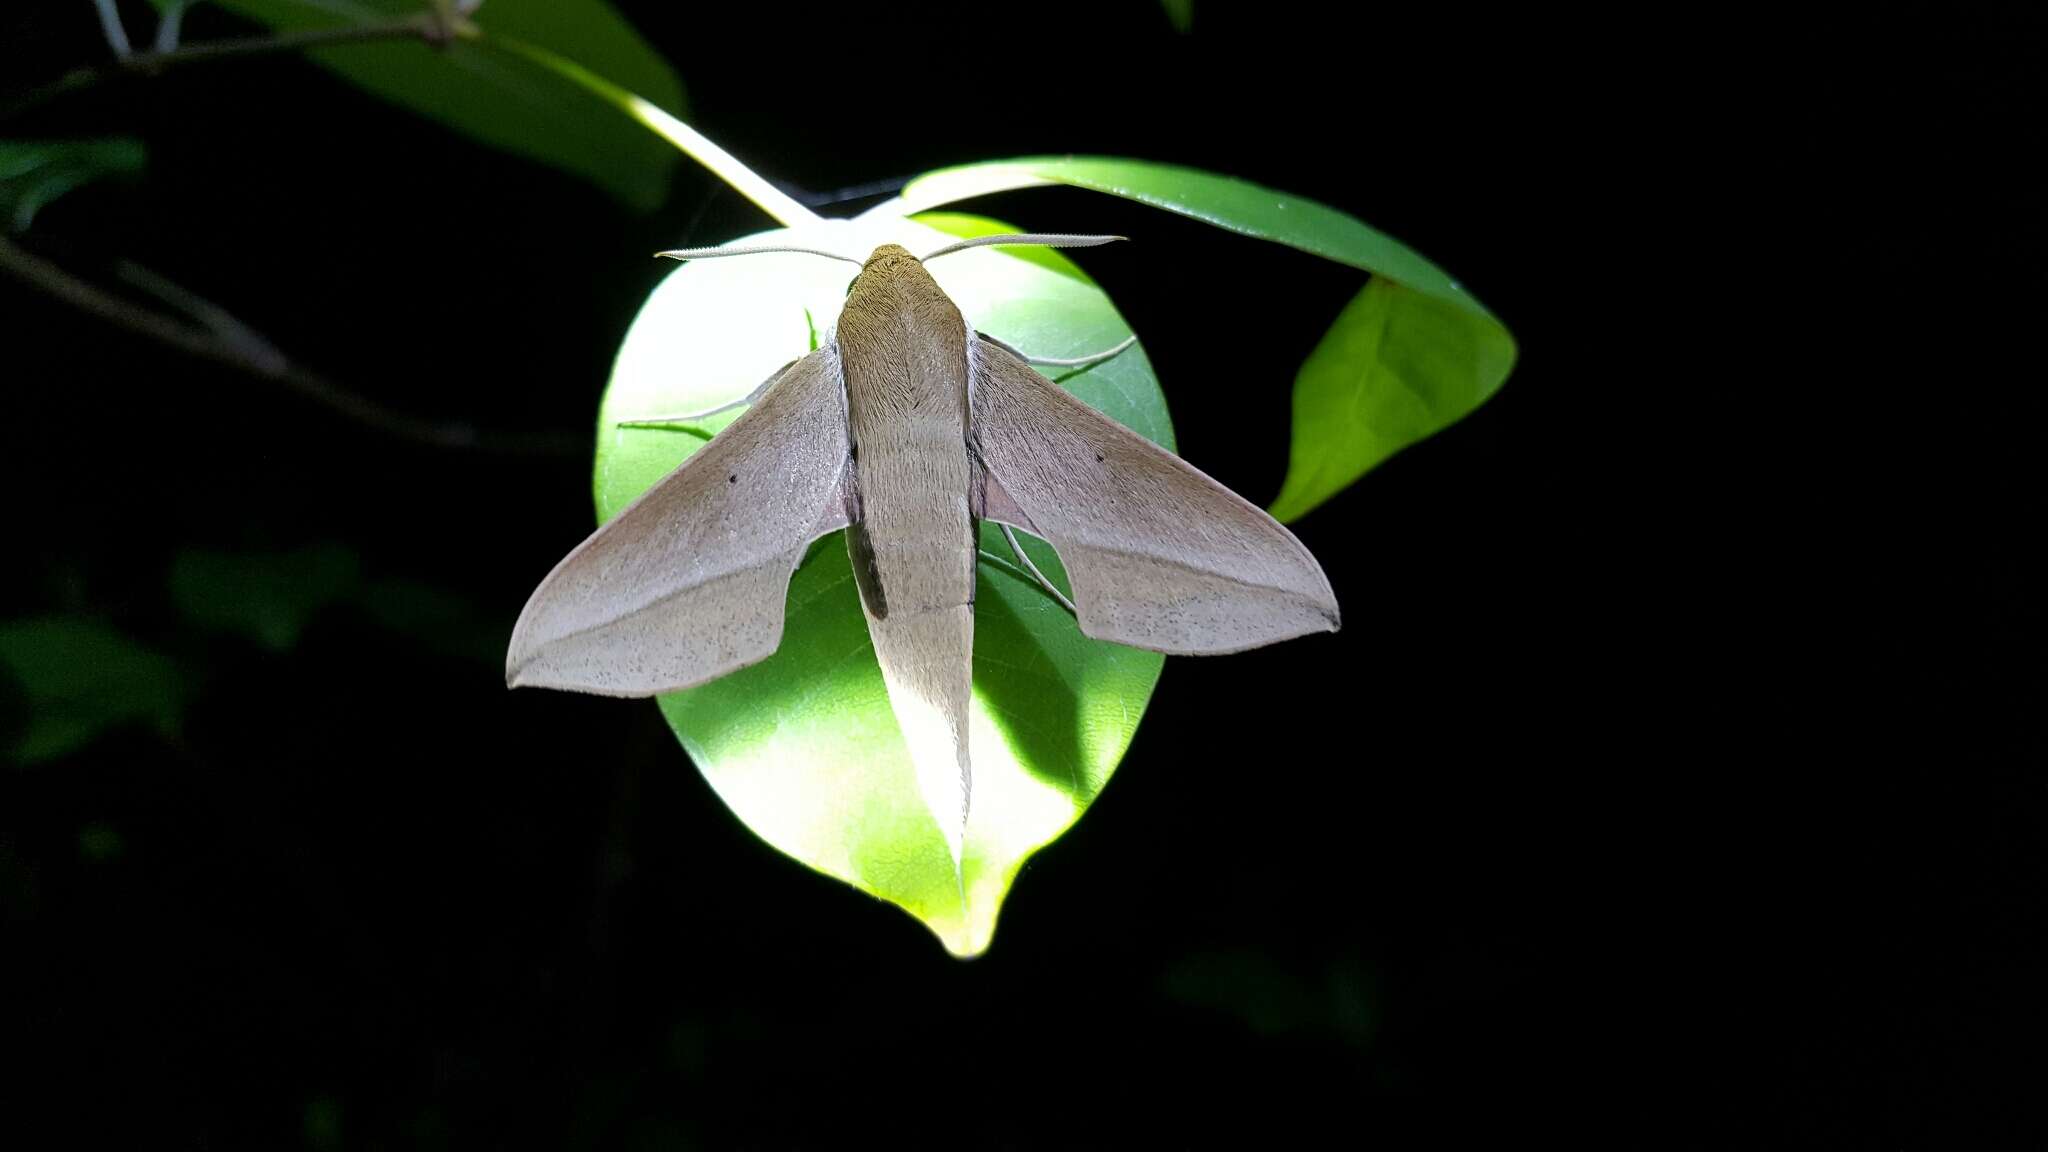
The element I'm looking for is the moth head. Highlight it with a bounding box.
[861,243,920,271]
[845,244,940,301]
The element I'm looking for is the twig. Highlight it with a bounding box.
[155,2,195,54]
[92,0,133,60]
[0,235,578,455]
[121,15,458,69]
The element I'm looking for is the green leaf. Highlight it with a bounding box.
[0,137,146,232]
[170,543,362,651]
[147,0,686,211]
[878,156,1518,520]
[0,617,185,763]
[598,214,1169,956]
[1277,276,1517,520]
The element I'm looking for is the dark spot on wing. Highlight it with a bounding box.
[728,474,737,483]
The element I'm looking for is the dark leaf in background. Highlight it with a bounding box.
[144,0,686,210]
[350,576,507,666]
[0,617,185,762]
[170,542,361,651]
[169,543,507,662]
[0,136,145,232]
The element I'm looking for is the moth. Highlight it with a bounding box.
[507,233,1340,868]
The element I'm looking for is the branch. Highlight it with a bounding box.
[92,0,134,60]
[3,14,455,121]
[0,235,578,455]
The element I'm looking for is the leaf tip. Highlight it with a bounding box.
[937,919,993,961]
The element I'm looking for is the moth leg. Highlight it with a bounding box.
[996,524,1078,615]
[1022,335,1136,369]
[975,547,1070,614]
[977,332,1137,370]
[615,358,795,429]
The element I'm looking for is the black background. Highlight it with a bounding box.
[3,2,2041,1147]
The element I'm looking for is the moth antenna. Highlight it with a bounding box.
[919,233,1127,262]
[655,244,864,266]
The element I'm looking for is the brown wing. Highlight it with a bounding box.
[506,345,853,695]
[970,336,1339,655]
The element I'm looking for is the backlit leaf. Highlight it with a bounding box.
[595,214,1169,955]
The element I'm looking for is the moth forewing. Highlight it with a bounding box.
[504,345,853,697]
[967,334,1340,655]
